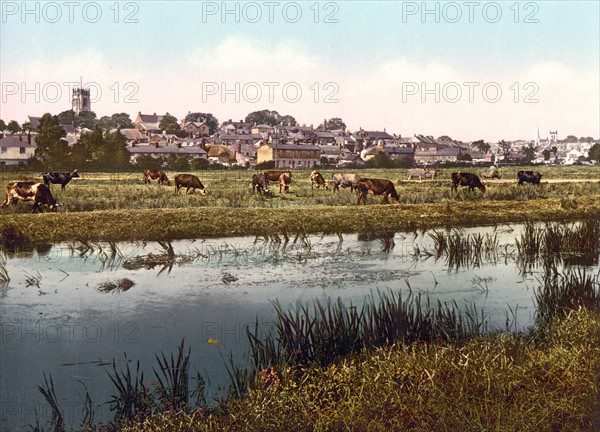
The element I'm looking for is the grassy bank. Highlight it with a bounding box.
[114,307,600,432]
[2,197,600,243]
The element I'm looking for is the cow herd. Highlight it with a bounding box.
[1,168,545,213]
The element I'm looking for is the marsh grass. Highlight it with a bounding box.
[96,278,136,293]
[34,373,65,432]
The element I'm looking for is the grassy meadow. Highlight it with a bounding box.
[1,166,599,242]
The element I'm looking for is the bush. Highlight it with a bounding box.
[255,161,275,170]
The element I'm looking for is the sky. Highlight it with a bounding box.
[1,0,599,142]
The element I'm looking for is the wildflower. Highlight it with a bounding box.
[207,338,220,346]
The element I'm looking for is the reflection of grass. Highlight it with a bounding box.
[24,270,42,288]
[97,278,135,293]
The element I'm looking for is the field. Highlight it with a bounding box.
[1,166,599,242]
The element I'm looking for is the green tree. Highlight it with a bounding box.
[365,152,395,168]
[97,116,113,131]
[472,139,490,153]
[101,131,131,169]
[588,143,600,162]
[245,110,296,126]
[76,111,98,129]
[7,120,20,134]
[498,140,512,160]
[0,119,6,132]
[281,115,297,127]
[564,135,578,143]
[57,110,76,125]
[523,145,536,162]
[35,114,69,168]
[159,113,181,134]
[457,152,472,161]
[74,128,104,168]
[184,112,219,135]
[165,154,191,171]
[135,155,163,170]
[97,113,133,131]
[542,149,551,161]
[190,158,210,170]
[325,117,346,131]
[21,121,33,132]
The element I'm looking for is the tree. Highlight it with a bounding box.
[542,149,551,161]
[97,113,134,131]
[185,112,219,135]
[245,110,282,127]
[190,158,210,170]
[457,152,472,161]
[99,131,131,169]
[564,135,578,143]
[76,111,97,129]
[281,115,297,127]
[165,154,190,171]
[498,140,512,160]
[57,110,76,125]
[523,145,536,162]
[589,143,600,162]
[472,139,490,153]
[35,114,69,168]
[325,117,346,131]
[0,119,6,132]
[73,128,104,168]
[134,155,163,170]
[97,116,113,131]
[21,121,33,132]
[159,113,180,134]
[7,120,20,134]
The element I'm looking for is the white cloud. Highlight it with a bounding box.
[2,38,598,141]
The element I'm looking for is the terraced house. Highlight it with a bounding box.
[0,134,36,166]
[257,142,321,168]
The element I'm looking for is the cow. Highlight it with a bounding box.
[310,171,328,190]
[517,170,543,185]
[479,167,502,180]
[1,182,59,213]
[407,168,442,181]
[279,172,292,193]
[451,172,486,193]
[264,170,292,182]
[143,169,171,186]
[356,178,400,205]
[174,174,207,195]
[251,173,270,195]
[41,170,79,190]
[331,172,361,192]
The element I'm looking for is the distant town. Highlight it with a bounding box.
[1,87,599,169]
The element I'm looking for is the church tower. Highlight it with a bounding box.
[72,81,91,115]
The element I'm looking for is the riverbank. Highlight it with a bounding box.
[2,196,599,243]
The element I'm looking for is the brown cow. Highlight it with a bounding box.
[278,172,292,193]
[356,178,400,205]
[310,170,328,190]
[451,172,486,192]
[174,174,207,195]
[144,169,171,186]
[1,182,59,213]
[331,172,361,192]
[264,170,292,183]
[252,173,270,195]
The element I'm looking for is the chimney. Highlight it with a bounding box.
[155,142,159,148]
[236,140,241,154]
[131,142,136,147]
[27,132,31,145]
[239,119,243,123]
[176,142,182,148]
[153,112,156,116]
[19,135,23,141]
[229,119,232,122]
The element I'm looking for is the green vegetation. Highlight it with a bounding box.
[1,167,599,242]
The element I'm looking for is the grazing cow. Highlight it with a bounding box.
[479,167,502,180]
[143,169,171,186]
[517,170,543,185]
[251,173,270,195]
[451,172,486,193]
[310,171,328,190]
[331,172,361,192]
[356,178,400,205]
[407,168,442,181]
[264,170,292,182]
[174,174,207,195]
[1,182,59,213]
[41,170,79,189]
[279,172,292,193]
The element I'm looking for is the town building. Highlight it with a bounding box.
[0,134,36,165]
[256,143,320,168]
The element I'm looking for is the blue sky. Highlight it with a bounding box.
[1,1,599,141]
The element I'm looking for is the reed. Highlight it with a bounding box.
[153,339,191,411]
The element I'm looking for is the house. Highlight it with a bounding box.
[336,153,365,168]
[314,131,336,145]
[220,119,252,134]
[320,145,343,164]
[206,144,236,165]
[0,134,36,165]
[134,112,165,134]
[251,124,274,136]
[127,143,207,163]
[256,143,321,168]
[386,145,415,161]
[116,128,146,144]
[183,121,210,137]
